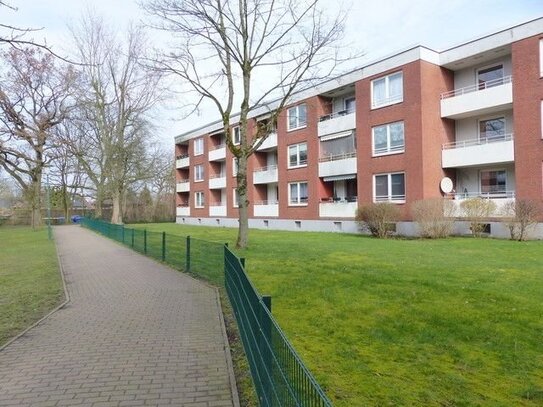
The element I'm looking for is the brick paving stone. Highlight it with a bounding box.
[0,226,238,406]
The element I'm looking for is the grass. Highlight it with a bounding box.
[132,223,543,406]
[0,226,64,347]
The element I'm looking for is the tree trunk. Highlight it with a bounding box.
[30,174,42,229]
[235,154,249,249]
[111,189,123,224]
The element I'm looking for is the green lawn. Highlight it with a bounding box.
[134,223,543,406]
[0,227,64,346]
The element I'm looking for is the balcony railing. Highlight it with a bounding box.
[449,191,515,200]
[211,143,225,150]
[443,133,513,150]
[320,196,358,203]
[441,75,512,99]
[319,108,355,122]
[375,194,405,203]
[254,200,279,205]
[254,164,278,173]
[318,151,356,163]
[176,153,189,160]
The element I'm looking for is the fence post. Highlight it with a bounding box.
[260,295,273,405]
[131,228,134,248]
[122,225,125,244]
[144,229,147,254]
[186,235,191,272]
[162,232,166,262]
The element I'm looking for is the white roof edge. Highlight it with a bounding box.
[175,16,543,143]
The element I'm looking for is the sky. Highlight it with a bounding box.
[4,0,543,146]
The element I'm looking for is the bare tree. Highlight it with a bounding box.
[501,199,540,241]
[142,0,347,248]
[69,12,163,224]
[149,147,175,221]
[0,47,76,228]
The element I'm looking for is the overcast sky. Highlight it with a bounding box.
[4,0,543,146]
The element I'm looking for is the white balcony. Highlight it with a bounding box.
[448,192,515,218]
[176,206,190,217]
[253,201,279,217]
[318,110,356,138]
[256,131,278,151]
[176,180,190,192]
[319,201,358,218]
[209,145,226,161]
[253,165,278,184]
[209,204,227,217]
[209,175,226,189]
[318,153,357,178]
[440,76,513,119]
[176,155,189,168]
[442,134,514,168]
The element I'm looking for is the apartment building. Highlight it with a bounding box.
[174,17,543,238]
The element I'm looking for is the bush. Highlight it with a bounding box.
[501,199,540,241]
[460,197,496,237]
[356,203,400,238]
[411,198,455,238]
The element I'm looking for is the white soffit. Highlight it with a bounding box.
[320,131,354,141]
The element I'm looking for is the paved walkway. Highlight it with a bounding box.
[0,226,238,407]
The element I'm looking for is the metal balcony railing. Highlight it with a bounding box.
[319,107,355,122]
[176,153,189,160]
[442,133,513,150]
[448,191,515,200]
[253,164,278,173]
[318,151,357,163]
[440,75,512,99]
[254,200,279,205]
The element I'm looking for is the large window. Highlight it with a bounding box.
[374,173,405,202]
[480,170,506,195]
[371,72,403,109]
[344,97,356,113]
[479,117,505,142]
[232,158,238,176]
[287,104,307,131]
[288,142,307,168]
[372,121,404,155]
[289,182,308,205]
[319,132,356,160]
[195,191,205,208]
[194,164,204,181]
[194,138,204,155]
[232,126,241,145]
[233,188,240,208]
[477,65,504,89]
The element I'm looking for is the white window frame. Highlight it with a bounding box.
[372,121,405,156]
[232,158,238,177]
[287,104,307,131]
[232,126,241,145]
[540,38,543,77]
[371,72,403,109]
[233,188,240,208]
[194,164,204,182]
[541,100,543,139]
[195,191,205,208]
[194,138,204,156]
[288,181,308,206]
[373,172,406,203]
[288,142,307,169]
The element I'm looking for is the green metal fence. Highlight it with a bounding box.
[80,218,332,407]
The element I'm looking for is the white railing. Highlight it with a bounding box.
[320,196,358,203]
[443,133,513,150]
[319,108,355,122]
[209,173,226,179]
[448,191,515,200]
[373,144,404,156]
[254,200,279,205]
[253,164,278,173]
[176,153,189,160]
[211,143,226,150]
[371,94,403,109]
[375,194,405,203]
[318,151,356,163]
[210,202,225,206]
[441,75,512,99]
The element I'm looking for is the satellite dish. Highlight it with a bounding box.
[440,177,454,194]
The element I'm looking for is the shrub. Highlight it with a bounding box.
[501,199,540,241]
[411,198,455,238]
[460,197,496,237]
[356,203,400,238]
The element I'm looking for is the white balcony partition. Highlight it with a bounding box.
[176,156,189,168]
[176,206,190,217]
[442,136,514,168]
[209,204,227,217]
[440,77,513,119]
[253,165,278,184]
[318,111,356,138]
[176,181,190,192]
[253,201,279,217]
[208,146,226,161]
[319,202,358,218]
[209,176,226,189]
[256,131,278,151]
[318,155,357,178]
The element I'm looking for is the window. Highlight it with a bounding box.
[477,65,504,89]
[320,132,356,160]
[233,188,240,208]
[372,121,404,155]
[288,143,307,168]
[194,164,204,181]
[289,182,308,205]
[479,117,505,142]
[287,104,307,131]
[195,191,205,208]
[540,39,543,77]
[374,173,405,202]
[232,158,238,177]
[194,138,204,155]
[480,170,506,195]
[232,126,241,145]
[371,72,403,108]
[344,97,356,113]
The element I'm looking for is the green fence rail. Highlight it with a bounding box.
[80,218,332,407]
